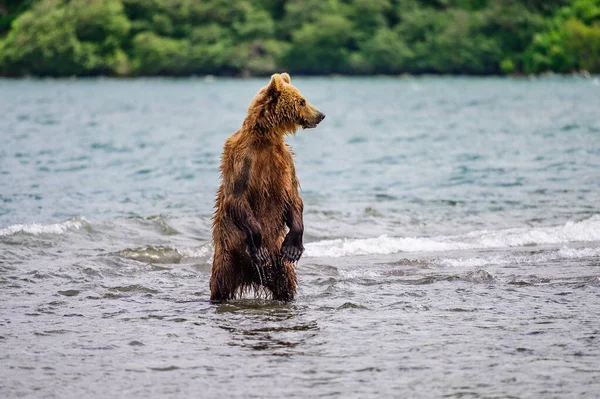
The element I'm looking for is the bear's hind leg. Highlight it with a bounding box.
[239,259,270,299]
[267,258,297,301]
[210,251,241,301]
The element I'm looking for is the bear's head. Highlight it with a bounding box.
[248,73,325,135]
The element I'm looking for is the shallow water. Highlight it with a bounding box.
[1,76,599,398]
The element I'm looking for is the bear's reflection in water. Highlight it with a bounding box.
[215,301,319,353]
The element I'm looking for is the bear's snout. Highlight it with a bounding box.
[300,110,326,129]
[310,111,325,127]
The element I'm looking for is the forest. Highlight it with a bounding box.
[0,0,599,76]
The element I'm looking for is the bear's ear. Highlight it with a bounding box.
[268,73,285,94]
[280,72,291,84]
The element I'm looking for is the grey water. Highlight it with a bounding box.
[1,76,599,398]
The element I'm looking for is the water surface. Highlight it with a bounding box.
[1,77,599,398]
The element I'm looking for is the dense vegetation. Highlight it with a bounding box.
[0,0,599,76]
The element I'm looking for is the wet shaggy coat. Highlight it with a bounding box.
[210,73,325,301]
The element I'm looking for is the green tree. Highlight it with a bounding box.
[564,18,600,71]
[283,14,355,74]
[347,0,392,40]
[278,0,350,39]
[524,0,600,73]
[359,28,414,74]
[1,0,600,76]
[0,0,37,34]
[131,31,188,75]
[0,0,130,76]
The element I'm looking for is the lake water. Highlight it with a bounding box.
[1,76,599,398]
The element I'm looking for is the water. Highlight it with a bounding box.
[1,76,599,398]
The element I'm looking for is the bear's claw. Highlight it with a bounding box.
[281,245,303,263]
[250,246,272,268]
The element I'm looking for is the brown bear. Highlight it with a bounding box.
[210,73,325,301]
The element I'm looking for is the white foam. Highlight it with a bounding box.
[472,217,600,248]
[438,246,600,268]
[556,246,600,259]
[305,235,470,258]
[304,216,600,258]
[0,217,89,237]
[178,244,212,259]
[338,269,381,279]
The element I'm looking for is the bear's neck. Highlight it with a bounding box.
[242,117,297,143]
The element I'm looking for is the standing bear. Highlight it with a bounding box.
[210,73,325,301]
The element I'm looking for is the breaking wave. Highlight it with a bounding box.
[2,216,599,263]
[437,247,600,268]
[304,216,600,258]
[113,244,212,264]
[0,217,90,237]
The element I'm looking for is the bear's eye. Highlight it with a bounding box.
[299,99,306,106]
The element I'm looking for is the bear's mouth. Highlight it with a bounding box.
[300,120,318,129]
[300,113,325,129]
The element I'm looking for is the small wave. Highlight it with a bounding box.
[129,215,180,235]
[439,247,600,268]
[113,244,212,264]
[305,216,600,258]
[305,236,471,257]
[0,217,89,237]
[469,216,600,248]
[557,247,600,258]
[178,245,212,259]
[115,246,184,264]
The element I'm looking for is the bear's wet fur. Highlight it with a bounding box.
[210,73,325,301]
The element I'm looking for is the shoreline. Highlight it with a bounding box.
[0,71,598,81]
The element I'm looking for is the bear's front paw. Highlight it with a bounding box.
[249,246,272,268]
[281,244,304,263]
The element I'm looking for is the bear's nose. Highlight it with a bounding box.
[317,112,326,122]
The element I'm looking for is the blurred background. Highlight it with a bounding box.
[1,0,600,77]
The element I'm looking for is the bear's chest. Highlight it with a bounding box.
[248,147,293,199]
